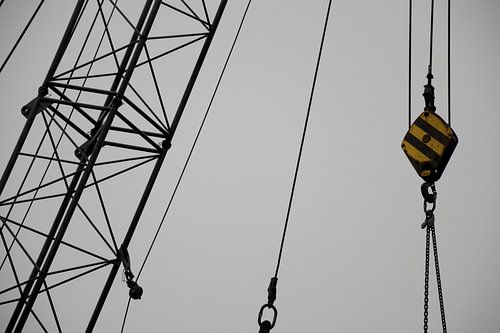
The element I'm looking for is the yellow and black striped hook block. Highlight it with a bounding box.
[401,111,458,183]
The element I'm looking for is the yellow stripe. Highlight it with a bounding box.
[402,140,431,163]
[409,124,445,155]
[421,112,451,137]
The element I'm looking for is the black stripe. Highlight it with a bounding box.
[404,132,439,161]
[415,117,449,145]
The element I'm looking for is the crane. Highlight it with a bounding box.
[0,1,227,331]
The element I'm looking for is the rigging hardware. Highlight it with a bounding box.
[258,278,278,333]
[405,1,453,332]
[403,0,457,183]
[255,0,333,331]
[119,0,247,328]
[420,183,447,332]
[119,246,143,300]
[401,67,458,183]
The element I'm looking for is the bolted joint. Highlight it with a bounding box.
[38,85,49,96]
[21,97,51,119]
[21,98,38,118]
[162,136,172,151]
[74,140,95,161]
[74,124,102,161]
[110,96,123,109]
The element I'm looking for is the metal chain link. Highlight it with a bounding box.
[423,226,430,333]
[421,182,447,333]
[431,225,448,333]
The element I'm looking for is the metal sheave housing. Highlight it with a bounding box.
[402,111,458,183]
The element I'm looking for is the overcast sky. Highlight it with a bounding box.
[1,0,500,332]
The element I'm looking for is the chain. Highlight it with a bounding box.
[431,225,448,333]
[423,226,430,333]
[420,182,447,333]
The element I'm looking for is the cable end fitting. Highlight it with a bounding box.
[267,277,278,306]
[127,280,143,300]
[257,277,278,332]
[118,245,143,300]
[423,83,436,113]
[423,65,436,112]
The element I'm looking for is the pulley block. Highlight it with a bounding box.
[401,110,458,183]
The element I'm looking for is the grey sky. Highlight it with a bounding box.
[1,0,499,332]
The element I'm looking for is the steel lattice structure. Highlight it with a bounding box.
[0,0,227,331]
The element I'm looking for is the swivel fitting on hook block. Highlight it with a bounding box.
[423,66,436,113]
[118,245,143,300]
[421,182,436,204]
[257,277,278,332]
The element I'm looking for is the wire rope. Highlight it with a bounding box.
[273,0,333,279]
[119,1,254,330]
[0,0,46,75]
[447,0,451,125]
[428,0,435,72]
[408,0,412,128]
[120,297,132,332]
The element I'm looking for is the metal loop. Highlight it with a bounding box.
[421,182,437,203]
[421,210,435,229]
[258,304,277,329]
[422,182,437,214]
[423,199,436,214]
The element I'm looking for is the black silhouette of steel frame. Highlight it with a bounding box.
[0,0,227,331]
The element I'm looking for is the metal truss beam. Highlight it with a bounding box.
[0,0,227,331]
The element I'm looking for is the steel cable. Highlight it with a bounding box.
[256,3,333,331]
[119,1,254,330]
[447,0,451,125]
[0,0,46,74]
[408,0,412,129]
[429,0,435,72]
[274,0,333,279]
